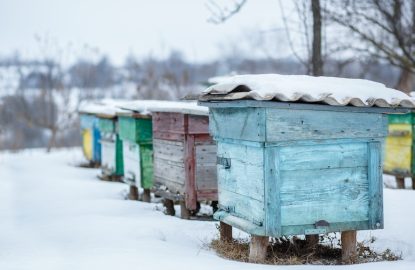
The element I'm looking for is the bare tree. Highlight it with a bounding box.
[324,0,415,93]
[206,0,325,76]
[13,37,81,152]
[205,0,247,24]
[311,0,323,76]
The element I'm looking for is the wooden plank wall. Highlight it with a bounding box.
[217,142,265,226]
[195,140,218,200]
[153,138,186,194]
[265,108,387,141]
[122,141,141,186]
[210,107,387,237]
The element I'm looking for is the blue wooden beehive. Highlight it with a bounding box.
[202,100,387,237]
[79,113,101,164]
[199,75,413,244]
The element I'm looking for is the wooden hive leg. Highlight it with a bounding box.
[219,222,232,242]
[412,177,415,190]
[180,201,191,219]
[211,201,219,213]
[249,235,269,263]
[341,230,357,264]
[305,235,319,249]
[396,176,405,189]
[142,188,151,203]
[129,186,139,200]
[164,199,175,216]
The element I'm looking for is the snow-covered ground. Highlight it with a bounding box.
[0,148,415,270]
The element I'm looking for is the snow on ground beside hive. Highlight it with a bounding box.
[1,149,415,270]
[203,74,415,107]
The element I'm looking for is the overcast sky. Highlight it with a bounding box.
[0,0,288,64]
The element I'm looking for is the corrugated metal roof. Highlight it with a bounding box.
[201,74,415,108]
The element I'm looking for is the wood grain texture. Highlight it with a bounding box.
[196,189,218,201]
[278,143,368,170]
[152,112,185,134]
[153,139,186,192]
[209,102,387,237]
[195,144,217,190]
[188,115,209,134]
[281,220,369,236]
[218,189,265,226]
[220,222,233,242]
[266,108,387,142]
[153,139,184,163]
[264,147,281,236]
[214,210,265,236]
[153,131,185,141]
[184,134,197,210]
[209,108,266,142]
[341,230,357,263]
[217,142,265,200]
[152,111,216,208]
[280,167,369,226]
[368,142,383,229]
[249,236,269,263]
[200,99,408,114]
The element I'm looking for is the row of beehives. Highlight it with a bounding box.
[77,73,414,264]
[79,100,216,219]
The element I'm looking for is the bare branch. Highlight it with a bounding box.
[206,0,247,24]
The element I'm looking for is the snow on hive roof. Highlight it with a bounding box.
[201,74,415,108]
[78,99,130,117]
[120,100,208,116]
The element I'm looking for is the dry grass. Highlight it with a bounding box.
[209,234,401,265]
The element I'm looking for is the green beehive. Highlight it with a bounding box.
[116,100,173,201]
[117,111,153,202]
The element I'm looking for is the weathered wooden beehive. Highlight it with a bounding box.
[199,74,413,263]
[79,104,102,166]
[384,112,415,189]
[150,101,218,219]
[115,101,159,202]
[97,112,124,180]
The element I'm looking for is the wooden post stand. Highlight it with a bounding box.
[412,177,415,190]
[396,176,405,189]
[164,199,175,216]
[180,201,191,219]
[129,186,139,200]
[249,235,269,263]
[219,222,232,242]
[142,188,151,203]
[341,230,357,263]
[305,235,319,249]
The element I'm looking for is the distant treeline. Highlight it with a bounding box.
[0,51,402,151]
